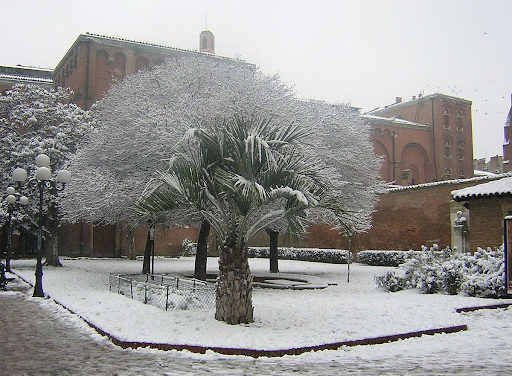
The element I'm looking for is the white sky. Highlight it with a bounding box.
[1,0,511,159]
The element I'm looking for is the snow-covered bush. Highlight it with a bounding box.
[376,245,507,298]
[247,247,352,264]
[181,238,197,256]
[461,247,506,298]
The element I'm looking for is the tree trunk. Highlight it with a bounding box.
[194,220,210,280]
[215,237,254,324]
[114,223,122,258]
[266,229,279,273]
[142,229,151,274]
[45,229,62,267]
[127,229,136,260]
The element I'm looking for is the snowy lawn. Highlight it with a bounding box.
[10,257,512,351]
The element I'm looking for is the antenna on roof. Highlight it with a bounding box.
[205,11,208,30]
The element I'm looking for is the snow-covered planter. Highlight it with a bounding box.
[376,245,507,298]
[247,247,352,264]
[357,250,411,266]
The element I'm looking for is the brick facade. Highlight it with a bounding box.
[370,94,474,184]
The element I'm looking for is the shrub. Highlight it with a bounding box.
[376,245,507,298]
[181,238,197,256]
[358,250,410,266]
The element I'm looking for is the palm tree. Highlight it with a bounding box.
[138,115,331,324]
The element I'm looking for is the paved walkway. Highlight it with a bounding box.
[1,280,511,375]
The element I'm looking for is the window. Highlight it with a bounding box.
[202,36,208,49]
[459,170,465,178]
[458,147,464,160]
[456,111,463,132]
[457,141,464,160]
[443,109,450,129]
[444,168,451,180]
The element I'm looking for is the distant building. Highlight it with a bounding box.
[368,93,474,185]
[0,65,53,93]
[474,155,503,174]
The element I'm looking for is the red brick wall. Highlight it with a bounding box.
[468,197,512,249]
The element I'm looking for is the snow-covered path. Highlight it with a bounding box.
[3,257,512,375]
[1,286,511,375]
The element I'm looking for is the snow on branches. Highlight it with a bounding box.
[0,84,94,227]
[61,55,382,235]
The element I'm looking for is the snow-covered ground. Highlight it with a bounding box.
[10,256,512,355]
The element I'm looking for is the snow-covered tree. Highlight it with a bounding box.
[60,56,381,277]
[139,106,381,324]
[0,84,94,266]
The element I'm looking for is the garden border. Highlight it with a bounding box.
[12,270,469,358]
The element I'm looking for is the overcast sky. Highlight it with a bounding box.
[2,0,511,159]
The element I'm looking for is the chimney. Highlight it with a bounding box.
[199,30,215,54]
[395,97,402,104]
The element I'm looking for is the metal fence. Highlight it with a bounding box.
[109,273,216,311]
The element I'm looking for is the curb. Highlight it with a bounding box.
[11,271,468,358]
[455,303,512,313]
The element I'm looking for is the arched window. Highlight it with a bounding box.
[456,111,463,132]
[444,168,451,180]
[202,36,208,49]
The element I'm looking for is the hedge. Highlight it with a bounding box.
[247,247,352,264]
[357,250,412,266]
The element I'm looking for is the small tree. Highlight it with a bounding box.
[0,84,93,266]
[140,111,381,324]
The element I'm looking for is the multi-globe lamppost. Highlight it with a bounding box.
[12,154,71,297]
[3,187,29,272]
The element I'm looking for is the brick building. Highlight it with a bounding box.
[452,175,512,250]
[0,65,53,93]
[368,94,474,185]
[52,32,245,110]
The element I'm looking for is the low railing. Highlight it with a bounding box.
[109,273,216,311]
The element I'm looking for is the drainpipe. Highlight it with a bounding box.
[431,98,438,180]
[391,131,397,181]
[85,39,91,110]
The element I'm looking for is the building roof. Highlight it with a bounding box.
[0,65,53,87]
[451,176,512,200]
[388,172,512,193]
[362,114,430,130]
[369,93,472,116]
[55,33,253,74]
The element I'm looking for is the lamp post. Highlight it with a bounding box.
[13,154,71,298]
[3,186,29,272]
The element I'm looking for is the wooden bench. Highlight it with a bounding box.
[0,262,15,290]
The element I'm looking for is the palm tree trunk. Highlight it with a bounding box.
[215,237,254,324]
[194,220,210,280]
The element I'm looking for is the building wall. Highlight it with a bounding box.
[467,197,512,249]
[372,125,433,184]
[343,180,488,253]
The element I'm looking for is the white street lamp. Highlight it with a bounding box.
[11,153,70,297]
